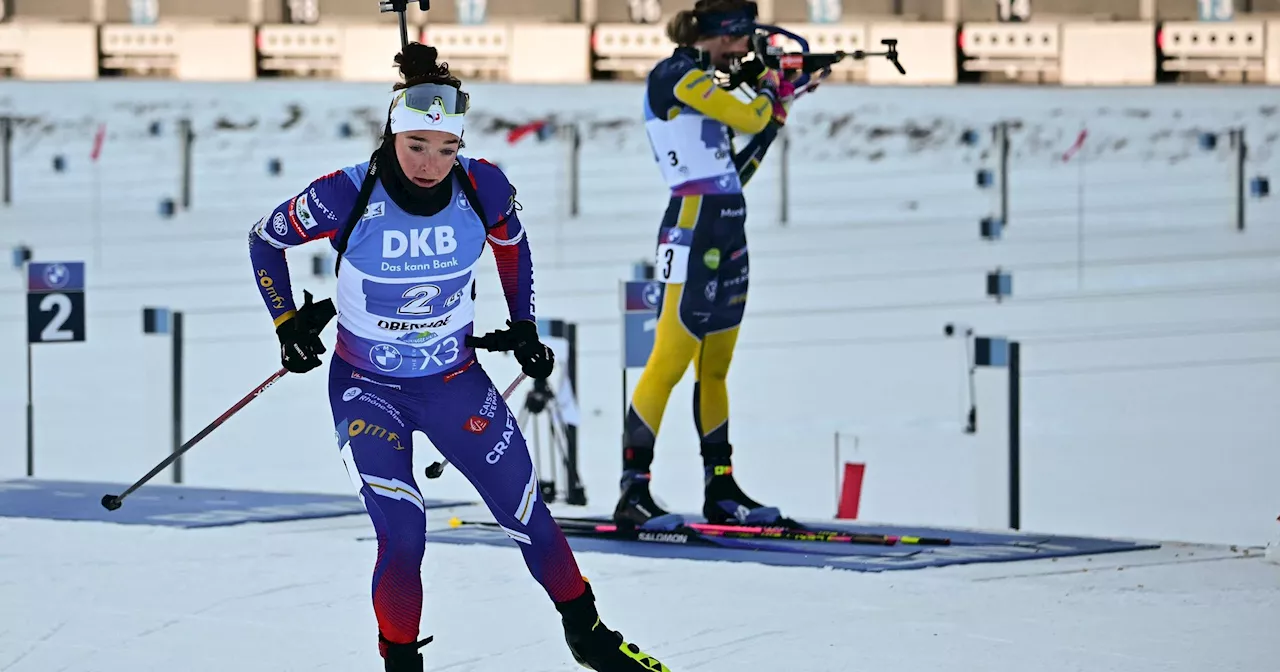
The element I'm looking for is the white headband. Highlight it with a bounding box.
[388,88,466,138]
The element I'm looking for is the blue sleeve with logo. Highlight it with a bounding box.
[248,169,360,326]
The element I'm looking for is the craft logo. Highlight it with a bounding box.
[308,187,338,221]
[484,409,517,464]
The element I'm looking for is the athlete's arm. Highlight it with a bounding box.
[731,121,780,187]
[469,159,534,323]
[671,69,775,136]
[248,169,358,326]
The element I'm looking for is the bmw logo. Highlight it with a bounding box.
[43,264,69,289]
[642,281,662,309]
[369,344,403,372]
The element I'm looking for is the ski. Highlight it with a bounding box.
[551,516,952,547]
[448,515,956,549]
[447,517,752,549]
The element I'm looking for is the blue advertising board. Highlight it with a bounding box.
[621,280,663,369]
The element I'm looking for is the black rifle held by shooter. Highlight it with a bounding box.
[749,30,907,83]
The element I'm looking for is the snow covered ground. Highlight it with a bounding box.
[1,502,1276,672]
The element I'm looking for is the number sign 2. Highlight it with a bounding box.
[27,262,86,344]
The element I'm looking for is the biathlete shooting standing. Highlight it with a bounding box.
[617,0,810,531]
[247,42,671,672]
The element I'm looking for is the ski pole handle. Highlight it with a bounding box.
[424,371,527,479]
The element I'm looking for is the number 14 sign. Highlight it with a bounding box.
[27,261,86,344]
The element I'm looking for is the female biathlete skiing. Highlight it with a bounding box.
[248,43,671,672]
[616,0,806,531]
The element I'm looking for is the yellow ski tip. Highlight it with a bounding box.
[448,516,462,528]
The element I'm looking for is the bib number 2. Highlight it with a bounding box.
[399,283,441,315]
[656,243,690,284]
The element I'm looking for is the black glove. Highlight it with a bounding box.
[276,291,336,374]
[509,320,555,379]
[468,320,555,380]
[734,56,767,88]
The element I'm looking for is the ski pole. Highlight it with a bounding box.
[102,291,335,511]
[100,366,289,511]
[423,370,527,479]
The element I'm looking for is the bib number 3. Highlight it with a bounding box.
[656,243,690,284]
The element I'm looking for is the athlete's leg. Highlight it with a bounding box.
[328,356,430,670]
[692,203,748,446]
[692,325,740,444]
[418,359,670,672]
[692,201,787,525]
[414,359,583,602]
[617,194,715,528]
[623,195,705,452]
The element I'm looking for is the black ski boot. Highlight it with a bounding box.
[556,580,672,672]
[700,442,791,526]
[613,467,684,531]
[379,632,434,672]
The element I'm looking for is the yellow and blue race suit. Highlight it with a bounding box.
[623,46,785,465]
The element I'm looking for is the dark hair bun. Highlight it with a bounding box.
[396,42,441,81]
